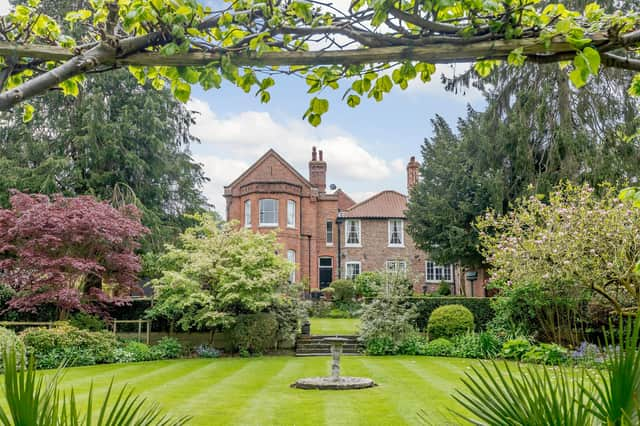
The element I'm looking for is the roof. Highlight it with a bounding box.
[224,149,313,190]
[341,190,407,219]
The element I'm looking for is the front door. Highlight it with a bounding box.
[319,257,333,289]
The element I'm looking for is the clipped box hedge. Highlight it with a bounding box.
[410,297,495,332]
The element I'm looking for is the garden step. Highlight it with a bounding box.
[295,344,361,351]
[295,334,363,356]
[295,352,361,357]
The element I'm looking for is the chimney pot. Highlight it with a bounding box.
[312,146,317,161]
[407,156,420,194]
[319,150,323,161]
[309,147,327,193]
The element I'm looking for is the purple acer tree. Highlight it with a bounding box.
[0,191,148,319]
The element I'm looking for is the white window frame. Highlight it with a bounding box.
[345,219,361,247]
[386,260,407,274]
[287,200,296,228]
[244,200,251,228]
[259,199,279,227]
[326,221,333,246]
[425,261,453,283]
[287,250,296,282]
[345,261,361,279]
[388,219,404,247]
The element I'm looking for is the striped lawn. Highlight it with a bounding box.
[37,356,479,425]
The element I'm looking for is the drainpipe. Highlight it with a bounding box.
[336,216,343,279]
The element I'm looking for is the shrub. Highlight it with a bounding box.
[424,338,454,357]
[427,305,474,339]
[229,313,278,354]
[359,298,417,349]
[398,334,429,355]
[522,343,568,365]
[116,341,154,363]
[434,282,452,296]
[21,325,118,368]
[151,337,182,359]
[195,345,221,358]
[354,272,384,298]
[270,296,306,349]
[365,336,397,355]
[452,332,501,359]
[413,297,494,331]
[330,280,356,303]
[68,312,106,331]
[37,348,97,370]
[0,327,25,369]
[305,300,333,317]
[500,337,532,360]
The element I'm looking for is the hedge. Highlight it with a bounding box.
[410,297,495,331]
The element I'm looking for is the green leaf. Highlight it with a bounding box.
[172,81,191,103]
[474,60,499,78]
[308,113,321,127]
[569,68,588,88]
[310,97,329,114]
[507,48,526,67]
[22,103,34,123]
[583,47,601,75]
[346,94,360,108]
[59,79,79,97]
[629,74,640,97]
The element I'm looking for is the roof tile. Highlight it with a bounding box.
[341,190,407,218]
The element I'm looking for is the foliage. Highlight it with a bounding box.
[423,338,454,357]
[412,297,494,332]
[115,341,153,363]
[327,308,351,319]
[0,69,208,252]
[522,343,569,366]
[0,348,190,425]
[453,313,640,425]
[329,280,356,304]
[365,336,398,356]
[2,0,640,118]
[228,313,278,355]
[148,215,292,331]
[353,272,384,298]
[359,274,417,351]
[21,325,118,368]
[478,183,640,318]
[434,282,451,296]
[195,345,221,358]
[427,305,474,339]
[0,192,148,319]
[0,327,25,370]
[397,333,429,356]
[151,337,182,360]
[452,332,501,360]
[500,338,532,361]
[269,291,306,349]
[68,313,106,331]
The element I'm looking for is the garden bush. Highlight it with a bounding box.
[500,337,532,360]
[365,336,397,355]
[115,341,154,363]
[330,280,356,303]
[413,297,494,331]
[229,313,278,354]
[327,308,351,318]
[452,332,501,359]
[21,325,118,368]
[354,272,384,298]
[68,312,106,331]
[0,327,25,370]
[522,343,568,365]
[151,337,182,359]
[195,344,221,358]
[398,334,429,355]
[270,296,306,349]
[434,282,452,296]
[427,305,474,339]
[359,297,417,351]
[424,338,454,357]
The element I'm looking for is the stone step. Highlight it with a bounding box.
[295,352,362,357]
[296,344,361,350]
[296,348,361,354]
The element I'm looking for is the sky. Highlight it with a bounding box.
[0,0,486,215]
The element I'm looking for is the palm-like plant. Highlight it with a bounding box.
[452,313,640,426]
[0,349,190,426]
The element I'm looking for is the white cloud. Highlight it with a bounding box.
[193,154,249,214]
[391,158,405,173]
[0,0,11,14]
[349,191,378,202]
[188,97,392,182]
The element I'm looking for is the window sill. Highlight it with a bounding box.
[326,243,334,247]
[259,224,279,228]
[388,244,405,248]
[345,244,362,248]
[286,225,296,229]
[425,280,454,284]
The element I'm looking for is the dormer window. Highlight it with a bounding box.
[388,219,404,247]
[259,199,279,227]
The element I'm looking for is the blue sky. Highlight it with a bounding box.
[0,0,486,215]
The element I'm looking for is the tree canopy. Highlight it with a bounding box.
[1,0,640,123]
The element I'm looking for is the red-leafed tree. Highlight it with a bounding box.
[0,191,148,319]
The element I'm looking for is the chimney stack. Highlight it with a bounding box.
[309,146,327,193]
[407,156,420,194]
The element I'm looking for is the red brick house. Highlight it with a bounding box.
[224,148,486,296]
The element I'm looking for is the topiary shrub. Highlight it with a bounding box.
[427,304,474,339]
[229,313,278,354]
[413,297,494,331]
[424,338,454,357]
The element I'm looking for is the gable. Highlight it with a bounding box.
[225,149,313,191]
